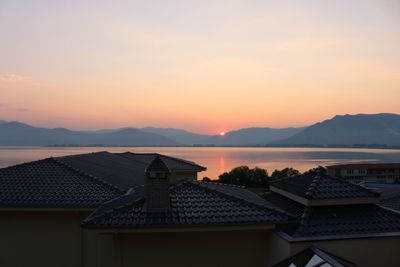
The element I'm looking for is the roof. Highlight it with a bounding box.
[380,196,400,212]
[0,158,122,208]
[0,151,206,209]
[117,152,206,172]
[82,181,292,228]
[47,151,205,191]
[57,152,148,190]
[271,172,379,200]
[272,247,356,267]
[283,204,400,241]
[262,183,400,241]
[327,163,400,170]
[262,192,305,217]
[379,188,400,212]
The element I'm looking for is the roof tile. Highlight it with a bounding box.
[271,172,379,200]
[83,181,292,228]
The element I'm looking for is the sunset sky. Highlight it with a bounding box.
[1,0,399,134]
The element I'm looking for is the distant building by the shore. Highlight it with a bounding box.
[326,163,400,183]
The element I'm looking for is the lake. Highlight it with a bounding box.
[1,147,400,179]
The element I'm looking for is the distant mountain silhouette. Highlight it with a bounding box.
[277,113,400,146]
[201,127,304,146]
[141,127,209,144]
[0,122,177,146]
[1,113,399,146]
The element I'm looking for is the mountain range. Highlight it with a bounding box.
[0,113,399,147]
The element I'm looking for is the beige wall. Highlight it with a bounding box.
[0,210,90,267]
[170,171,197,183]
[289,236,400,267]
[84,229,285,267]
[264,232,291,266]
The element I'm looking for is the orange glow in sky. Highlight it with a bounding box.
[0,1,399,134]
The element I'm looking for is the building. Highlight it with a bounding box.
[82,156,292,267]
[264,172,400,267]
[0,151,205,267]
[2,152,400,266]
[326,163,400,183]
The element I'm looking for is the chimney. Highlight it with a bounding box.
[145,156,171,212]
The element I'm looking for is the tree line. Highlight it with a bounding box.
[202,165,326,188]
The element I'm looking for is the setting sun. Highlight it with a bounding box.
[219,132,225,136]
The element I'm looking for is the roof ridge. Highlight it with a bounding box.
[52,157,123,193]
[191,181,293,219]
[200,181,246,188]
[154,153,206,170]
[305,174,321,199]
[0,157,54,171]
[325,174,380,197]
[115,152,150,165]
[293,207,311,237]
[83,187,145,225]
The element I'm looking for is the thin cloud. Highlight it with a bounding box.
[15,108,29,112]
[0,74,26,82]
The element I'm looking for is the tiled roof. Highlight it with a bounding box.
[380,196,400,212]
[57,151,206,191]
[262,192,305,217]
[117,152,206,172]
[0,151,206,209]
[83,181,292,228]
[326,163,400,169]
[271,172,379,200]
[272,247,356,267]
[57,152,146,190]
[0,158,122,208]
[285,204,400,240]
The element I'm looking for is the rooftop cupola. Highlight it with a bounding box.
[144,156,171,212]
[270,171,380,207]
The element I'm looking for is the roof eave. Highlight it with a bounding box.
[277,230,400,243]
[82,223,276,232]
[0,207,96,212]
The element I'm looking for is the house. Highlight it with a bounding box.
[326,163,400,183]
[2,152,400,267]
[263,172,400,267]
[82,162,400,266]
[0,151,205,267]
[81,156,293,267]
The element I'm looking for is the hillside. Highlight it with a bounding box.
[201,127,304,146]
[0,122,177,146]
[278,113,400,146]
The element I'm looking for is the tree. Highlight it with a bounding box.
[270,168,300,181]
[308,165,327,174]
[202,177,212,182]
[218,166,269,188]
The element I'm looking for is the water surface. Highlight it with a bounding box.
[1,147,400,179]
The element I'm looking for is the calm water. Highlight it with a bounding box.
[1,147,400,179]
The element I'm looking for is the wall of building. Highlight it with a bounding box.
[84,228,286,267]
[170,171,197,183]
[0,210,90,267]
[289,236,400,267]
[264,232,291,266]
[327,168,400,183]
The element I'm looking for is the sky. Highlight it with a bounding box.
[0,0,399,134]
